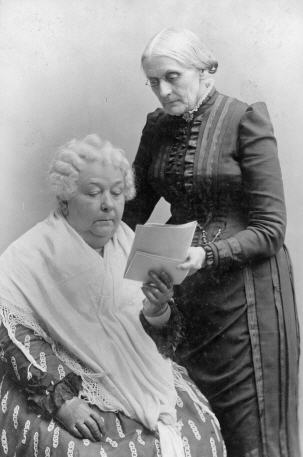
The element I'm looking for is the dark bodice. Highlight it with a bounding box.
[124,90,286,267]
[124,92,300,457]
[149,101,240,204]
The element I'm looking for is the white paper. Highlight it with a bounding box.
[124,221,197,284]
[125,251,189,285]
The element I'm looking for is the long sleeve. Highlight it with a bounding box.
[139,300,184,360]
[204,102,286,268]
[123,111,162,230]
[0,322,82,416]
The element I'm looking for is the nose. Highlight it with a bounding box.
[100,191,114,211]
[157,80,172,98]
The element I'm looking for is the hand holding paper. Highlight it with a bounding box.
[124,221,197,284]
[177,246,206,275]
[142,271,173,315]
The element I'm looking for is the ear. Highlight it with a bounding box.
[58,199,69,217]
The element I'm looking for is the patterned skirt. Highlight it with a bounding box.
[0,365,226,457]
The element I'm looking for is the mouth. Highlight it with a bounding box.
[94,219,113,224]
[164,100,179,105]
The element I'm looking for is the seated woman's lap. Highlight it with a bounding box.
[0,365,225,457]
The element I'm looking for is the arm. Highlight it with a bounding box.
[206,102,286,268]
[180,103,286,272]
[140,299,184,360]
[140,271,184,359]
[123,110,162,229]
[0,322,104,441]
[0,322,81,416]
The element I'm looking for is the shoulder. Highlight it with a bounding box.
[0,213,61,267]
[142,108,167,134]
[221,91,272,124]
[240,101,275,136]
[1,217,48,256]
[215,91,248,111]
[216,91,271,116]
[206,91,248,128]
[146,107,166,123]
[216,92,274,132]
[242,101,273,123]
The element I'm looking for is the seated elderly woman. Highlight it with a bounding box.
[0,135,225,457]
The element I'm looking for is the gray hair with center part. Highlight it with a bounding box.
[49,134,136,206]
[142,27,218,74]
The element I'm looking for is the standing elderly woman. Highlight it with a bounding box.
[123,28,300,457]
[0,134,225,457]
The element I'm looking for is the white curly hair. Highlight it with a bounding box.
[49,134,136,206]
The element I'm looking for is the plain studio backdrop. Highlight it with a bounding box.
[1,0,302,448]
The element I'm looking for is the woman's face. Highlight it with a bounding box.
[143,56,202,115]
[67,161,125,249]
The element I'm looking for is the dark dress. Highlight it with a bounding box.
[123,89,300,457]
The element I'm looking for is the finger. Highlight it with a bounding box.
[90,411,105,436]
[85,417,102,441]
[148,271,168,292]
[186,268,197,277]
[142,284,160,296]
[70,426,83,439]
[142,282,160,293]
[75,422,96,442]
[159,271,173,288]
[177,260,192,270]
[142,286,158,304]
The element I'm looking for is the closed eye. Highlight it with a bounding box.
[147,78,159,87]
[147,72,181,88]
[111,188,123,196]
[165,72,180,82]
[87,191,100,197]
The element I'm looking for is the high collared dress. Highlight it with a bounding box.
[123,89,300,457]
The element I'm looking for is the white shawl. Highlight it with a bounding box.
[0,212,179,432]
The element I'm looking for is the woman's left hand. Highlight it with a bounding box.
[177,247,206,276]
[56,397,105,442]
[142,271,173,316]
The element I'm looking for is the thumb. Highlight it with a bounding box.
[177,259,191,270]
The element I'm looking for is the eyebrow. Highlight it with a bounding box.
[87,179,124,186]
[148,70,181,77]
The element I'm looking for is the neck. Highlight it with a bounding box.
[81,233,109,250]
[65,216,110,250]
[94,246,104,256]
[183,79,215,122]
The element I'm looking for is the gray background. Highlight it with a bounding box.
[1,0,302,448]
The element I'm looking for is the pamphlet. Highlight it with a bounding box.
[124,221,197,284]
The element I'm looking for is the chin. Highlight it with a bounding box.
[164,105,186,116]
[94,228,114,239]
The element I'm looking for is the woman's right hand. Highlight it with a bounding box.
[56,397,105,442]
[177,246,206,275]
[142,270,173,316]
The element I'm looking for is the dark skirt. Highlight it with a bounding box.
[0,363,226,457]
[175,246,300,457]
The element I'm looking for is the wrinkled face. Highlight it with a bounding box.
[67,161,125,248]
[143,56,202,115]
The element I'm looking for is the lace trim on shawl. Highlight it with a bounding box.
[0,300,219,428]
[172,362,220,429]
[0,301,118,413]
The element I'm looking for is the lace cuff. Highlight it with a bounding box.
[28,372,82,417]
[140,300,184,359]
[144,305,172,327]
